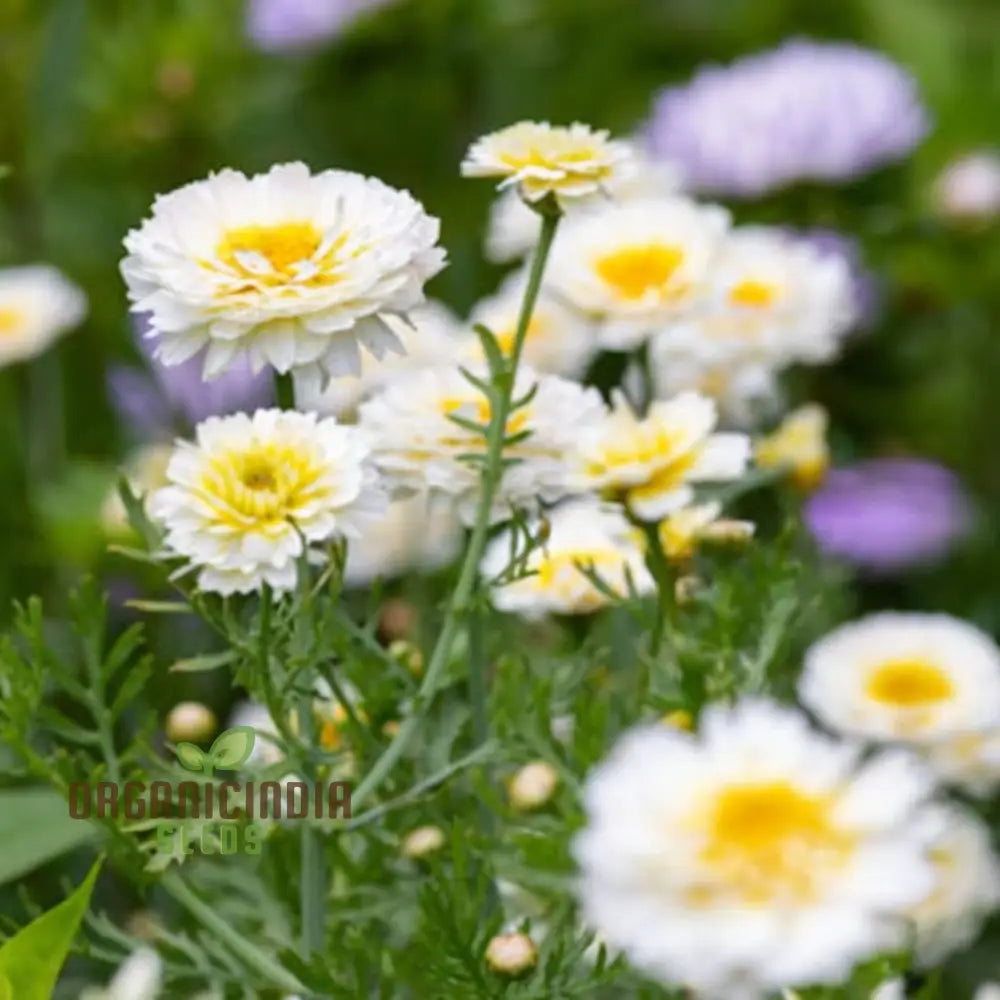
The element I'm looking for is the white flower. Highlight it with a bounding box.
[102,443,174,536]
[576,391,750,521]
[150,408,385,594]
[977,985,1000,1000]
[657,500,754,562]
[82,948,162,1000]
[481,498,653,618]
[0,265,86,367]
[461,120,634,204]
[870,983,905,1000]
[545,197,730,350]
[359,365,606,525]
[575,698,937,999]
[908,804,1000,966]
[485,153,683,262]
[121,162,445,388]
[653,227,856,368]
[295,300,464,417]
[935,151,1000,222]
[755,404,830,490]
[800,612,1000,744]
[923,728,1000,797]
[464,272,597,379]
[229,700,284,767]
[343,491,463,586]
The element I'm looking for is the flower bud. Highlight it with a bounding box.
[485,932,537,976]
[674,574,701,606]
[401,824,446,859]
[389,639,424,677]
[165,701,217,743]
[378,598,416,641]
[508,761,559,811]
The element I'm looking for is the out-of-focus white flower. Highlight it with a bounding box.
[924,728,1000,797]
[654,228,856,369]
[485,153,683,262]
[464,272,597,379]
[0,265,86,368]
[934,151,1000,222]
[296,301,464,417]
[401,824,446,859]
[484,931,538,975]
[657,501,754,562]
[229,700,284,767]
[908,804,1000,967]
[508,761,559,810]
[461,121,634,205]
[575,698,937,998]
[150,409,385,594]
[869,983,905,1000]
[800,612,1000,745]
[481,498,653,618]
[576,391,750,521]
[101,443,174,535]
[976,984,1000,1000]
[755,404,830,490]
[121,163,445,390]
[82,948,163,1000]
[359,365,606,525]
[165,701,217,743]
[545,197,730,350]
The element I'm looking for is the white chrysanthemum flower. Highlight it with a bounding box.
[923,728,1000,797]
[485,153,683,262]
[545,197,730,350]
[800,612,1000,744]
[463,272,597,379]
[908,804,1000,967]
[654,227,856,368]
[229,700,284,767]
[150,409,385,594]
[481,498,653,618]
[121,162,446,389]
[82,948,162,1000]
[359,365,606,524]
[658,500,754,562]
[577,391,750,521]
[295,301,463,417]
[575,699,937,999]
[755,404,830,490]
[0,265,86,367]
[343,491,463,586]
[461,121,634,204]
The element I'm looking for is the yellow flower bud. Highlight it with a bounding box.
[165,701,217,744]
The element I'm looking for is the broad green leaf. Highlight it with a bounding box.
[0,788,95,886]
[0,860,101,999]
[175,742,207,772]
[169,650,236,673]
[209,726,256,769]
[0,973,11,1000]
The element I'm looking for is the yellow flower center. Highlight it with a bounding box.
[594,244,685,300]
[697,781,851,904]
[500,145,601,171]
[216,222,323,277]
[729,279,779,309]
[495,316,546,355]
[866,659,955,707]
[0,307,24,337]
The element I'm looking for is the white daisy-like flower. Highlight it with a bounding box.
[149,408,385,594]
[545,197,730,350]
[923,728,1000,797]
[576,391,750,521]
[121,162,446,389]
[81,948,162,1000]
[295,300,464,417]
[358,365,606,525]
[485,153,683,262]
[658,500,754,562]
[463,272,598,379]
[0,265,86,367]
[575,698,937,999]
[755,404,830,490]
[654,227,856,368]
[480,498,653,618]
[461,121,634,204]
[343,491,463,586]
[799,612,1000,744]
[908,804,1000,967]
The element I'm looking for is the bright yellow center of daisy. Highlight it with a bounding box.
[698,781,850,904]
[729,279,779,309]
[495,316,546,355]
[0,307,25,336]
[595,244,684,300]
[866,659,955,707]
[217,222,323,276]
[499,145,600,172]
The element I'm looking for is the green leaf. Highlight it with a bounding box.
[209,726,257,769]
[0,860,101,1000]
[0,789,95,886]
[169,650,237,673]
[175,742,207,772]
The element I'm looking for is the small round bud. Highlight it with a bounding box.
[674,574,701,606]
[165,701,217,743]
[401,824,446,859]
[508,761,559,811]
[388,639,424,677]
[485,932,537,976]
[662,709,693,731]
[378,598,416,641]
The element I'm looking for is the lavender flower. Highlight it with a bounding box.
[805,459,970,573]
[247,0,397,51]
[645,40,930,197]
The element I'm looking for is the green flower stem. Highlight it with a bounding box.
[639,518,674,658]
[351,206,561,813]
[296,689,326,958]
[161,871,307,994]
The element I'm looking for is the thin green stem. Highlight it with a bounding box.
[351,207,561,812]
[160,871,307,994]
[639,518,674,659]
[274,371,295,410]
[296,686,326,958]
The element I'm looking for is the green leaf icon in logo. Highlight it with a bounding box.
[176,742,208,773]
[208,726,257,770]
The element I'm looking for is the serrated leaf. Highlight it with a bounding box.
[169,650,237,673]
[208,726,256,769]
[175,742,207,772]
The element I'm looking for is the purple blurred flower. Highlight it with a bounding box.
[247,0,397,51]
[796,228,882,328]
[108,320,272,438]
[805,459,970,573]
[645,39,930,197]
